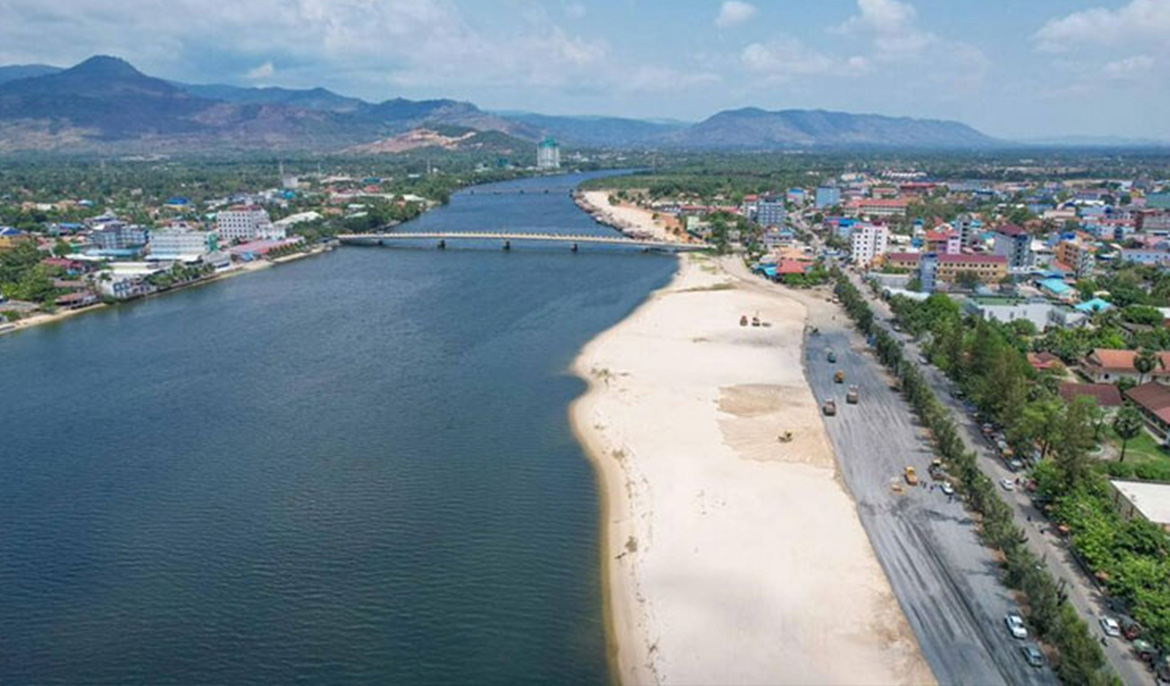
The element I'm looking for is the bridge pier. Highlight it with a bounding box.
[438,239,446,250]
[571,242,578,253]
[503,240,511,251]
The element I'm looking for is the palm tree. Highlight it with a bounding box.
[1113,406,1145,463]
[1135,348,1158,386]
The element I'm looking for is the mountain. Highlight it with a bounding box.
[0,64,62,85]
[665,107,998,149]
[0,55,1000,153]
[174,83,366,113]
[497,112,687,147]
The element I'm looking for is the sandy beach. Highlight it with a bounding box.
[571,255,933,685]
[579,191,688,243]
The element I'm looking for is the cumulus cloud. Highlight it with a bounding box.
[836,0,935,59]
[715,1,757,29]
[740,37,837,78]
[1102,55,1156,79]
[1034,0,1170,52]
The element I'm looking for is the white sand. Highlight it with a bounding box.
[571,255,933,685]
[580,191,687,243]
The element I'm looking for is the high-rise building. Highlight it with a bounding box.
[815,186,842,209]
[756,196,787,227]
[992,224,1034,270]
[216,206,282,243]
[536,136,561,170]
[850,223,889,267]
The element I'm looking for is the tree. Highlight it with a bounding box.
[1112,406,1145,463]
[1135,348,1158,385]
[1054,397,1099,490]
[52,239,72,258]
[955,270,981,292]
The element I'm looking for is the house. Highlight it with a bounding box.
[1037,277,1077,302]
[1028,352,1063,372]
[1075,297,1113,314]
[1125,382,1170,438]
[1058,382,1123,410]
[1108,480,1170,532]
[1083,349,1170,385]
[0,227,30,250]
[54,291,98,310]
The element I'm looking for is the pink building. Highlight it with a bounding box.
[925,228,961,255]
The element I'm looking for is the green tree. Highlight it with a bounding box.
[1135,348,1158,386]
[1112,406,1145,463]
[1054,397,1099,490]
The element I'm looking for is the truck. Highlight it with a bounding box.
[846,385,859,403]
[834,371,846,384]
[822,399,837,416]
[904,466,919,486]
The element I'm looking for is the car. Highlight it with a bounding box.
[1100,616,1122,638]
[1020,645,1044,667]
[918,355,930,365]
[1008,459,1025,472]
[1005,613,1028,639]
[940,482,955,496]
[1001,478,1016,491]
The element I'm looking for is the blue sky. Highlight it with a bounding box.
[0,0,1167,140]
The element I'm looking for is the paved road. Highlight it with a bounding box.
[724,259,1057,685]
[849,271,1155,686]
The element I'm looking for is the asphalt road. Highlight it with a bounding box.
[852,272,1154,686]
[805,309,1059,686]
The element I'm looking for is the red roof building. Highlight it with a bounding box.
[1126,382,1170,437]
[1059,382,1123,408]
[1028,352,1063,372]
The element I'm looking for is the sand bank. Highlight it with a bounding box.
[579,191,688,243]
[571,255,933,685]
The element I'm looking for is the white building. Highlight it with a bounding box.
[536,136,561,170]
[148,229,217,261]
[850,223,889,267]
[215,206,283,243]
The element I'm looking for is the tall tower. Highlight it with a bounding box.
[536,136,560,170]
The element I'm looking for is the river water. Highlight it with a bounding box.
[0,172,675,684]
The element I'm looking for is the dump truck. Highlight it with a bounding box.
[822,399,837,416]
[904,466,919,486]
[834,370,846,384]
[846,385,859,403]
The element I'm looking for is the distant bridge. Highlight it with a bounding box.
[337,232,707,253]
[464,188,573,196]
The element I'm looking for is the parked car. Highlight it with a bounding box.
[1001,478,1016,492]
[1005,613,1028,639]
[1020,645,1044,667]
[940,482,955,496]
[1100,616,1122,638]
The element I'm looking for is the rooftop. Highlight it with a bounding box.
[1110,480,1170,527]
[1059,382,1122,407]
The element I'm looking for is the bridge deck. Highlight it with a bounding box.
[337,232,706,252]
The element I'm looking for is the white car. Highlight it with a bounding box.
[940,482,955,496]
[1005,613,1028,639]
[1100,616,1122,638]
[1001,478,1016,491]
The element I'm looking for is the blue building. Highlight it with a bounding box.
[756,196,787,227]
[815,187,842,209]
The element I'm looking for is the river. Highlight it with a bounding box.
[0,172,675,685]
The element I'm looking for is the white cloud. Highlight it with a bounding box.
[715,1,757,29]
[564,2,586,20]
[836,0,935,59]
[1102,55,1156,79]
[245,61,275,80]
[740,37,841,79]
[1035,0,1170,52]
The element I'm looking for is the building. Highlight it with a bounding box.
[1037,277,1077,302]
[1147,193,1170,210]
[88,222,148,255]
[536,136,561,170]
[845,197,909,219]
[965,298,1083,330]
[1083,349,1170,385]
[953,214,983,249]
[1058,382,1123,410]
[815,186,842,209]
[1108,480,1170,532]
[850,223,889,267]
[925,228,961,255]
[1054,239,1095,278]
[1125,382,1170,439]
[1121,248,1170,267]
[148,229,218,261]
[756,196,786,228]
[0,227,30,250]
[1028,352,1063,372]
[932,253,1008,285]
[993,224,1034,270]
[216,206,280,243]
[883,252,921,271]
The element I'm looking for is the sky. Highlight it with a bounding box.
[0,0,1167,140]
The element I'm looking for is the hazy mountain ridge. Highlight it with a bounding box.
[0,55,1003,153]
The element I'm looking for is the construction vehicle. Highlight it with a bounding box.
[834,371,846,384]
[846,385,859,403]
[904,466,919,486]
[822,399,837,416]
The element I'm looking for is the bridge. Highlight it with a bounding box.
[337,232,707,253]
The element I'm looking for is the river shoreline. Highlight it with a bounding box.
[570,254,934,685]
[0,245,331,339]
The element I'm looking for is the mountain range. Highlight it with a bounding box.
[0,55,1003,154]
